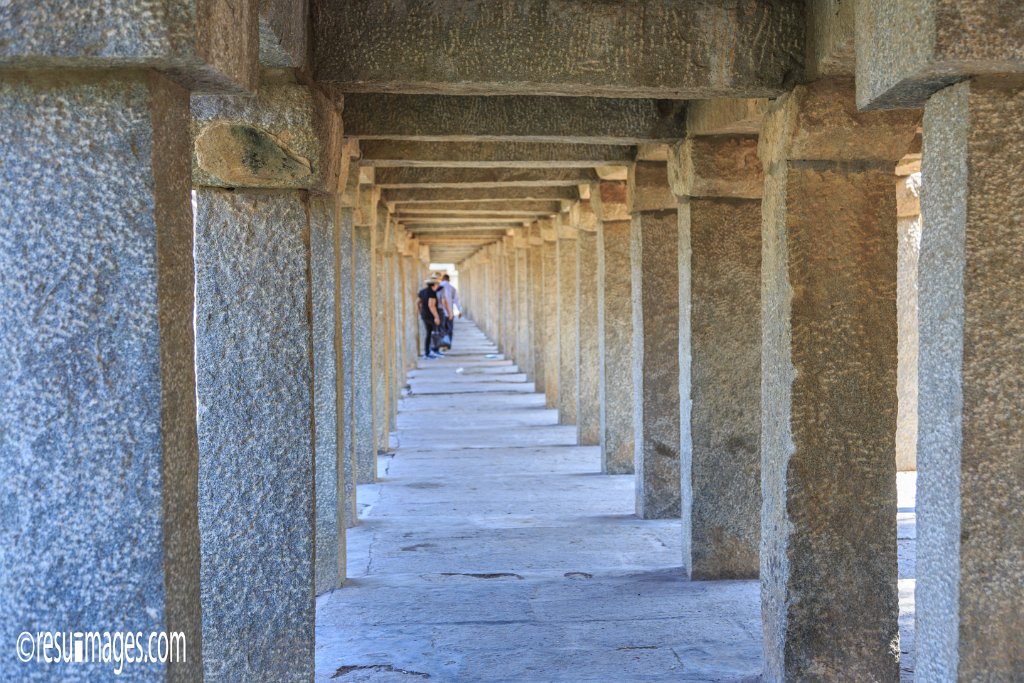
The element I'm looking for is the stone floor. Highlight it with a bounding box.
[316,320,917,682]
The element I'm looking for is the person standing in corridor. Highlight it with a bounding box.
[438,274,460,345]
[417,278,442,359]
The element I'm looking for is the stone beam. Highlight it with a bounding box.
[686,98,771,136]
[344,94,685,143]
[1,1,259,93]
[383,187,578,204]
[373,167,600,188]
[667,136,764,199]
[259,0,307,68]
[359,141,636,168]
[393,201,563,215]
[856,0,1024,109]
[395,217,527,226]
[313,0,803,98]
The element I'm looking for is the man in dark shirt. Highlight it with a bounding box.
[416,278,442,359]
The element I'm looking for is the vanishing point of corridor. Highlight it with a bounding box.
[316,320,761,681]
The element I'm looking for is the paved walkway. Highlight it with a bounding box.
[316,319,916,682]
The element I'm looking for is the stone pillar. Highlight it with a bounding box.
[337,170,359,527]
[628,162,681,520]
[758,78,918,681]
[557,219,579,425]
[575,202,602,445]
[542,221,560,410]
[0,72,206,681]
[593,181,635,474]
[528,225,546,392]
[667,136,764,579]
[352,185,376,484]
[310,194,345,593]
[915,78,1024,680]
[190,81,345,680]
[515,237,532,375]
[371,211,388,457]
[895,161,921,473]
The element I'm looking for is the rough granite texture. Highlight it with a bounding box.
[597,220,635,475]
[193,189,314,682]
[0,0,258,92]
[688,198,762,580]
[313,0,803,98]
[557,236,578,425]
[370,220,387,455]
[542,240,560,410]
[856,0,1024,109]
[337,206,357,528]
[918,79,1024,680]
[668,136,764,200]
[0,73,201,683]
[258,0,307,68]
[759,82,904,681]
[358,141,636,168]
[192,84,343,192]
[352,224,376,484]
[310,195,344,595]
[344,94,685,143]
[516,248,533,378]
[896,213,922,473]
[686,98,770,136]
[630,209,682,520]
[576,230,601,445]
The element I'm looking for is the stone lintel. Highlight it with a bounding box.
[382,186,577,204]
[393,201,562,215]
[856,0,1024,110]
[357,141,636,168]
[806,0,855,80]
[577,184,592,199]
[343,94,686,143]
[668,136,764,199]
[557,220,578,240]
[759,78,921,166]
[313,0,803,98]
[259,0,307,68]
[528,224,544,246]
[627,162,676,213]
[354,185,380,226]
[596,165,630,180]
[590,181,629,222]
[192,84,344,192]
[686,98,771,136]
[0,0,259,93]
[372,167,600,188]
[540,219,558,243]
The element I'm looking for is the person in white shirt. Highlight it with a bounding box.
[438,274,460,345]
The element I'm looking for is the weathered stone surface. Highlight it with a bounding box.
[627,162,676,213]
[759,80,903,681]
[542,239,560,410]
[344,94,685,143]
[686,198,761,579]
[856,0,1024,109]
[917,79,1024,681]
[668,136,763,199]
[313,0,803,98]
[193,189,314,682]
[374,167,600,188]
[590,181,630,222]
[528,240,546,393]
[759,78,920,164]
[597,225,634,473]
[336,202,358,528]
[353,224,376,484]
[516,247,533,378]
[395,202,561,216]
[192,85,344,191]
[896,172,922,473]
[359,141,636,167]
[685,98,770,136]
[805,0,854,80]
[576,229,601,446]
[384,187,577,204]
[557,233,578,425]
[259,0,307,68]
[630,209,681,519]
[310,194,345,594]
[0,72,202,682]
[0,0,258,92]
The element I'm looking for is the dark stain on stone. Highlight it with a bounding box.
[229,124,309,178]
[405,481,443,489]
[616,645,658,651]
[401,543,436,552]
[440,572,523,580]
[564,571,593,579]
[332,664,430,679]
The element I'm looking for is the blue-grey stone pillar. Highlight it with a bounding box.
[338,175,358,527]
[353,217,376,484]
[0,72,203,682]
[193,189,315,682]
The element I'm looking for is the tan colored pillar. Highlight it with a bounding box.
[628,162,681,519]
[593,181,635,474]
[352,184,376,484]
[574,201,601,445]
[667,136,763,579]
[557,217,579,422]
[542,220,560,409]
[528,224,546,392]
[515,235,532,375]
[758,78,918,681]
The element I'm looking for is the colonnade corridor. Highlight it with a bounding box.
[316,319,765,682]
